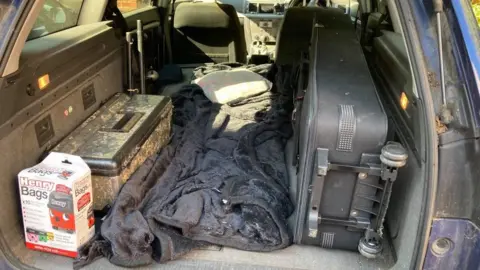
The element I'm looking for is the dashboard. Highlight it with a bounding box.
[221,0,289,14]
[222,0,289,61]
[245,0,287,14]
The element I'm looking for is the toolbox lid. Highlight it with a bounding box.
[53,94,171,176]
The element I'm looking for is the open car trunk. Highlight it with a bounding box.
[0,3,427,270]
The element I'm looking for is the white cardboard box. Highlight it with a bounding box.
[18,152,95,258]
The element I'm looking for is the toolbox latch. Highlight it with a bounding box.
[102,112,144,133]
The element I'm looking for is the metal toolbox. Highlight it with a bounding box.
[53,93,172,210]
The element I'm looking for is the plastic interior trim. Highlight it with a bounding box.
[2,0,45,77]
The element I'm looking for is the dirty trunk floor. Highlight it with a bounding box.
[27,244,394,270]
[16,105,397,270]
[22,138,395,269]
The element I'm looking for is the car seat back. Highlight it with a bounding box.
[173,2,247,64]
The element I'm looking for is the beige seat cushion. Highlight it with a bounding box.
[193,69,271,104]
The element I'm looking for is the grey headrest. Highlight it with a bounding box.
[174,2,234,29]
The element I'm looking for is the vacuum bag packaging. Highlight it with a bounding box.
[18,152,95,258]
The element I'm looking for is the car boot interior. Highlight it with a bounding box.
[0,1,428,269]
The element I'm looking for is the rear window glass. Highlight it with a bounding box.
[473,0,480,27]
[118,0,151,13]
[28,0,84,40]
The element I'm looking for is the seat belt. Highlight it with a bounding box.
[154,3,173,65]
[228,41,236,63]
[162,10,173,64]
[169,0,178,55]
[366,2,390,43]
[104,0,128,37]
[165,0,176,64]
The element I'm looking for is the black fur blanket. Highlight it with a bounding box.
[74,64,294,268]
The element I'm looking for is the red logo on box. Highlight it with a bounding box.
[55,184,71,194]
[77,192,91,211]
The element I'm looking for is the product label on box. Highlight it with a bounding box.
[18,153,95,258]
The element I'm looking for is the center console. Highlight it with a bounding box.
[232,0,287,62]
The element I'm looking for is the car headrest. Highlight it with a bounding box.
[174,2,235,29]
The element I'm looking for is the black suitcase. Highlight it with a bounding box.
[293,9,408,258]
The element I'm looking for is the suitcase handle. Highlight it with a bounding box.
[107,112,144,133]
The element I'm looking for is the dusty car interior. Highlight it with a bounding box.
[0,0,430,269]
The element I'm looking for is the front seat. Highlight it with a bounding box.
[172,2,247,64]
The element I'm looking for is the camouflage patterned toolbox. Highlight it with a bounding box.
[53,93,172,210]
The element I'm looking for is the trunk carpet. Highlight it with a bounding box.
[75,64,295,269]
[29,245,395,270]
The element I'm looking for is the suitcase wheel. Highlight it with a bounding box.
[380,142,408,168]
[358,237,383,259]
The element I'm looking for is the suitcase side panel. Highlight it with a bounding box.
[296,10,388,250]
[313,11,388,163]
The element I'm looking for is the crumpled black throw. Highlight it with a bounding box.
[74,64,294,269]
